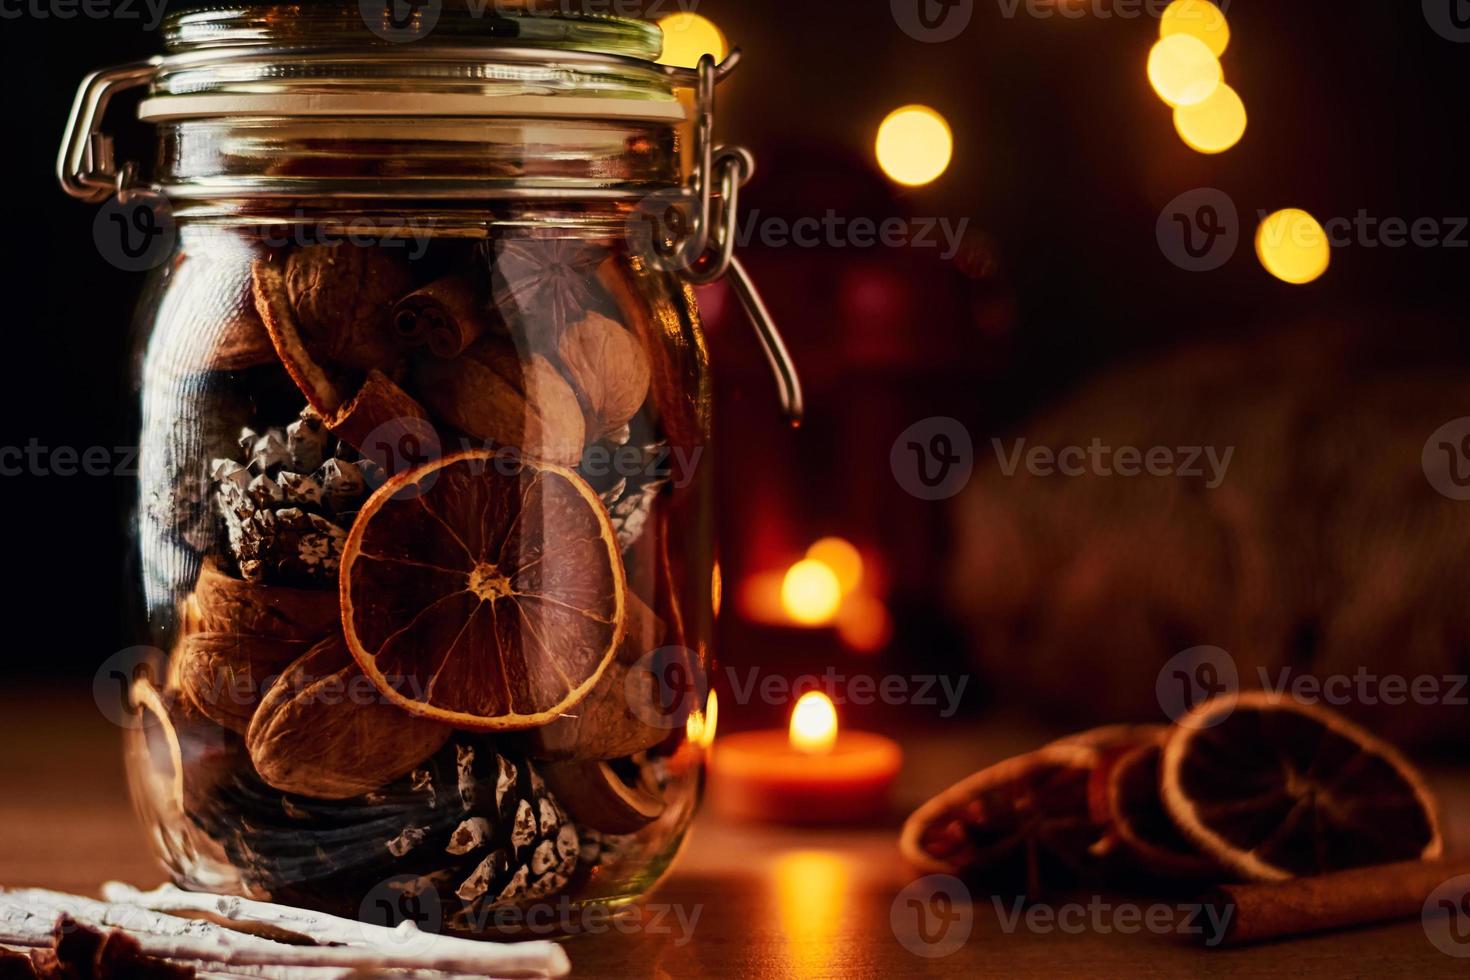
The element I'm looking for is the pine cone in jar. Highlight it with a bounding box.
[210,410,377,587]
[411,336,585,464]
[283,245,414,373]
[190,738,581,926]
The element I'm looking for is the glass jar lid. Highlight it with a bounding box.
[164,2,664,59]
[146,2,681,123]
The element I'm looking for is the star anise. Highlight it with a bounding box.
[488,239,608,347]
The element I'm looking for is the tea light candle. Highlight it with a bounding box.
[709,692,903,823]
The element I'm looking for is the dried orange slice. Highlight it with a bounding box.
[340,450,626,731]
[1161,692,1442,881]
[899,744,1105,897]
[1106,741,1221,880]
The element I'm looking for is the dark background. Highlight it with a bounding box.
[4,1,1468,691]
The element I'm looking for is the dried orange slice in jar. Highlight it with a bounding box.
[1161,692,1442,881]
[340,449,626,730]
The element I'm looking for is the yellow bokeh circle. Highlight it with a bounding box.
[657,13,728,68]
[875,105,953,187]
[1147,34,1223,107]
[1160,0,1230,57]
[1256,209,1331,284]
[781,559,843,626]
[1173,83,1247,153]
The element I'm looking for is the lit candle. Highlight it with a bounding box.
[708,692,903,824]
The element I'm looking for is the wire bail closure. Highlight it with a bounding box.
[58,59,159,204]
[665,53,803,425]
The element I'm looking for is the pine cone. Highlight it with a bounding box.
[191,739,580,928]
[444,744,580,927]
[210,410,379,587]
[595,438,669,552]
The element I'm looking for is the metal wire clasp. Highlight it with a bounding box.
[58,59,160,203]
[667,53,803,425]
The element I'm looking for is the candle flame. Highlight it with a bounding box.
[789,692,838,755]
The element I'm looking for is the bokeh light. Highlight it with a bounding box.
[1172,82,1247,153]
[1147,34,1223,107]
[1160,0,1230,57]
[835,593,894,654]
[657,13,728,68]
[875,105,953,187]
[781,559,843,625]
[1256,209,1331,284]
[789,692,838,755]
[805,537,863,596]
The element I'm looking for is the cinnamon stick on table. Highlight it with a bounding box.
[1200,857,1470,946]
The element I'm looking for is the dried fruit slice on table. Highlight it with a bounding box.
[1161,692,1443,881]
[899,744,1106,897]
[340,450,626,731]
[1048,723,1166,824]
[1105,740,1221,880]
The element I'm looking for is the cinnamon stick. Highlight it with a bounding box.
[393,275,491,359]
[325,369,434,463]
[1199,857,1470,945]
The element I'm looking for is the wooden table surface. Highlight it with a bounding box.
[3,691,1467,978]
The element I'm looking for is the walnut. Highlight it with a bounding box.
[174,631,310,734]
[192,557,338,641]
[245,634,451,800]
[284,245,414,372]
[412,337,585,464]
[556,311,651,441]
[522,595,676,761]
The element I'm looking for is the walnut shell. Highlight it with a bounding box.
[556,311,651,441]
[174,632,311,734]
[539,757,665,834]
[412,337,585,464]
[193,557,338,642]
[284,245,414,373]
[522,595,679,761]
[246,634,451,800]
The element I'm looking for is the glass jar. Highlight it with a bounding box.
[61,2,799,938]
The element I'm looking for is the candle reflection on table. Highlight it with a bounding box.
[773,850,850,979]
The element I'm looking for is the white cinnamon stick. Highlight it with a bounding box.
[0,889,569,979]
